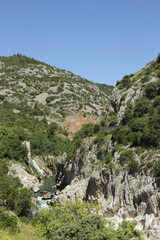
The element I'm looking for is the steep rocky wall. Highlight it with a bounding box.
[108,58,159,125]
[54,57,160,239]
[54,166,160,240]
[54,136,160,240]
[8,162,40,192]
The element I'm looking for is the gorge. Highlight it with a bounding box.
[0,54,160,239]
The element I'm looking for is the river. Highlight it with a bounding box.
[36,174,56,209]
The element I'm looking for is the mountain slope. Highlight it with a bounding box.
[0,54,113,135]
[54,54,160,240]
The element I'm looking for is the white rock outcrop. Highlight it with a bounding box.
[8,162,40,192]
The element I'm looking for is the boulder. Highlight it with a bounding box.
[42,192,53,200]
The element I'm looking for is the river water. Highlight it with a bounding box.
[36,175,56,209]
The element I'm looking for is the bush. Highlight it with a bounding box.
[14,188,33,216]
[119,150,134,165]
[0,95,4,101]
[112,126,132,145]
[133,98,150,117]
[122,107,133,125]
[94,131,107,145]
[141,76,149,83]
[128,160,140,174]
[118,75,132,89]
[120,93,127,102]
[35,200,143,240]
[0,208,20,233]
[153,96,160,107]
[0,164,33,217]
[157,53,160,63]
[0,126,27,161]
[105,153,113,164]
[145,81,160,99]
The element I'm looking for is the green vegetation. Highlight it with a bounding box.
[0,208,20,233]
[66,123,100,161]
[113,86,160,148]
[119,150,134,165]
[0,54,113,122]
[0,54,114,157]
[0,126,27,162]
[116,74,133,89]
[1,54,160,239]
[28,129,69,156]
[35,200,143,240]
[0,220,46,240]
[0,54,42,67]
[0,159,34,217]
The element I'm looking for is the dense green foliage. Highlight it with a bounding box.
[0,54,42,67]
[27,126,69,156]
[0,123,68,160]
[0,207,20,233]
[116,75,133,89]
[35,200,143,240]
[0,159,33,217]
[113,86,160,148]
[0,126,27,162]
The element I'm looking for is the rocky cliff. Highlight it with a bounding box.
[54,55,160,240]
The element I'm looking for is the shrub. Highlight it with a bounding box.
[0,126,27,161]
[0,95,4,101]
[112,126,132,145]
[128,160,140,174]
[153,96,160,107]
[119,150,134,165]
[0,208,20,233]
[118,75,132,89]
[145,81,160,99]
[133,98,150,117]
[14,188,33,216]
[35,200,143,240]
[105,153,113,164]
[121,93,127,102]
[122,107,133,125]
[94,131,107,145]
[111,144,123,156]
[141,76,149,83]
[157,53,160,63]
[157,71,160,78]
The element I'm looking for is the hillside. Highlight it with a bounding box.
[0,54,113,136]
[54,54,160,240]
[0,55,113,238]
[1,53,160,239]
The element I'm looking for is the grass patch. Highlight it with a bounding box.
[0,220,46,240]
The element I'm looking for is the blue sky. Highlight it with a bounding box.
[0,0,160,86]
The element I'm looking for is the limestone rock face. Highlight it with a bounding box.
[56,155,75,190]
[50,178,88,205]
[54,166,160,240]
[32,156,52,176]
[108,59,159,125]
[54,57,160,240]
[109,86,144,125]
[8,162,40,192]
[56,141,95,190]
